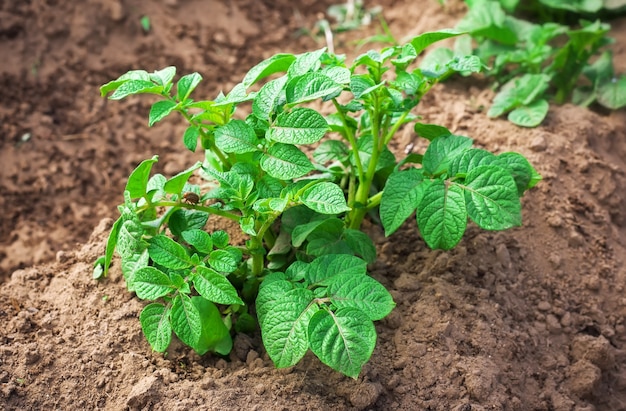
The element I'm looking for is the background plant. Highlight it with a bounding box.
[430,0,626,127]
[95,29,539,378]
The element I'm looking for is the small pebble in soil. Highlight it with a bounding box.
[537,301,552,311]
[349,382,382,410]
[530,134,548,152]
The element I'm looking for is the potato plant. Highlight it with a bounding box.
[94,29,540,378]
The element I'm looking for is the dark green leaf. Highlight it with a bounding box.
[306,254,367,285]
[148,235,193,270]
[140,303,172,352]
[243,53,296,88]
[194,266,244,305]
[191,297,232,355]
[342,229,376,264]
[597,77,626,110]
[208,248,241,273]
[181,229,213,253]
[269,108,328,145]
[380,168,426,236]
[171,293,202,348]
[183,126,199,152]
[327,274,395,320]
[215,120,259,154]
[301,182,350,214]
[126,155,158,199]
[252,77,288,120]
[308,307,376,379]
[163,162,202,194]
[422,135,473,175]
[417,179,467,250]
[261,143,314,180]
[133,266,175,300]
[414,123,451,141]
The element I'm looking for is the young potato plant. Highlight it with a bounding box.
[95,29,540,378]
[433,0,626,127]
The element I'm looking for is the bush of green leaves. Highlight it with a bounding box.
[94,29,540,378]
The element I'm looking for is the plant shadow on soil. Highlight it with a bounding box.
[1,0,626,410]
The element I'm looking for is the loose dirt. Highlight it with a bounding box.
[1,1,626,410]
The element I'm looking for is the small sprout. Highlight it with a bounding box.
[140,15,150,33]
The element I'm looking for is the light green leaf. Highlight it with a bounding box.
[597,77,626,110]
[508,99,549,127]
[313,140,349,164]
[109,80,162,100]
[148,100,177,127]
[458,165,522,230]
[133,266,175,300]
[260,288,319,368]
[291,217,343,247]
[243,53,296,88]
[305,254,367,285]
[256,279,294,325]
[214,120,259,154]
[100,69,150,96]
[410,29,466,55]
[126,155,158,199]
[308,307,376,379]
[191,297,232,356]
[194,266,244,305]
[327,274,395,321]
[260,143,314,180]
[103,217,123,277]
[422,135,473,175]
[208,248,241,273]
[342,229,377,264]
[269,108,328,145]
[171,293,202,348]
[150,66,176,87]
[177,72,202,101]
[287,48,326,78]
[181,229,213,253]
[286,73,343,105]
[301,182,350,214]
[449,149,498,177]
[380,168,426,236]
[163,162,202,194]
[414,123,451,141]
[183,126,199,152]
[417,179,467,250]
[140,303,172,352]
[252,76,288,120]
[148,235,193,270]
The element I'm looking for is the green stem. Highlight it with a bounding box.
[177,107,231,169]
[366,191,383,210]
[383,111,409,146]
[137,201,241,221]
[332,99,364,183]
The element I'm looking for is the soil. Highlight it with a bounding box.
[1,1,626,410]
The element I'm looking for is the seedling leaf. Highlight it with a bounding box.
[417,180,467,250]
[133,266,175,300]
[148,235,193,270]
[140,303,172,352]
[194,266,244,305]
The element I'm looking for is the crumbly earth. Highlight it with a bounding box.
[1,1,626,410]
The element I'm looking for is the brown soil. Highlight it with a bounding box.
[1,1,626,410]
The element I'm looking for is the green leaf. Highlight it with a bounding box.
[148,100,177,127]
[148,235,193,270]
[306,254,367,285]
[171,293,202,348]
[163,162,202,194]
[292,217,344,247]
[414,123,451,141]
[252,76,288,120]
[183,126,199,152]
[417,180,467,250]
[103,217,123,277]
[380,168,426,236]
[208,248,241,273]
[342,229,377,264]
[410,29,466,55]
[507,99,549,127]
[286,73,343,105]
[194,266,244,305]
[243,53,296,88]
[214,120,259,154]
[459,165,522,230]
[597,77,626,110]
[140,303,172,352]
[308,307,376,379]
[100,69,150,96]
[313,140,349,164]
[287,48,326,78]
[211,230,229,248]
[191,297,232,355]
[449,149,498,177]
[260,143,314,180]
[350,75,383,99]
[488,74,550,118]
[109,80,163,100]
[168,209,209,238]
[301,182,350,214]
[126,155,158,199]
[133,266,175,300]
[150,66,176,87]
[269,108,328,145]
[422,135,473,176]
[181,229,213,253]
[177,72,202,101]
[327,274,395,321]
[498,152,540,195]
[121,249,149,292]
[116,220,146,260]
[256,279,294,325]
[260,288,319,368]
